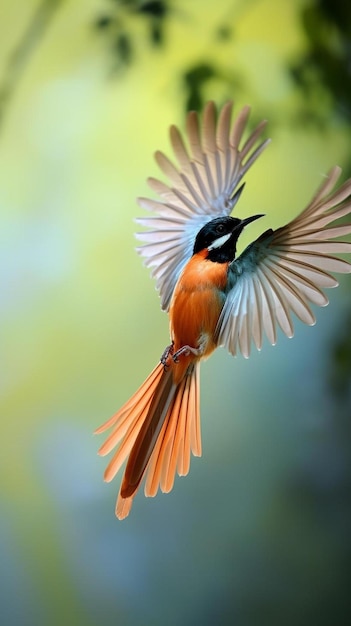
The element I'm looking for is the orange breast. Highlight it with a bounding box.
[169,251,228,358]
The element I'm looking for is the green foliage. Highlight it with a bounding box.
[183,63,216,112]
[290,0,351,125]
[94,0,170,72]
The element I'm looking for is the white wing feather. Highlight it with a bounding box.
[136,101,270,310]
[216,167,351,357]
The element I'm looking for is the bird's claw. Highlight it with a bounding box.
[161,343,201,369]
[160,342,174,370]
[172,345,199,362]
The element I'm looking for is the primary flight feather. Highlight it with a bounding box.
[96,101,351,519]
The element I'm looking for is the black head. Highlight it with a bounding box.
[193,214,263,263]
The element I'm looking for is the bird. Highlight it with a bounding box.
[95,100,351,519]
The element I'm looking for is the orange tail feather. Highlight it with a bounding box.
[96,360,201,519]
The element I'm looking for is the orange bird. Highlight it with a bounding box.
[95,101,351,519]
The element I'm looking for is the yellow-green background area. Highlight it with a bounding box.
[1,1,351,625]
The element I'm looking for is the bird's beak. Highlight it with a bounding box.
[240,214,265,228]
[229,214,264,239]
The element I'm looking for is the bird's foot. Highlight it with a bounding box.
[172,344,201,363]
[160,342,174,370]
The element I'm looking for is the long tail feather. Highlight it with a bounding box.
[120,369,176,498]
[96,360,201,519]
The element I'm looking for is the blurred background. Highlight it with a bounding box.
[1,0,351,624]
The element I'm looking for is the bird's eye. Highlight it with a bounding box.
[216,224,225,234]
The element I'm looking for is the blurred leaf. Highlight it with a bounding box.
[138,0,168,18]
[183,62,216,112]
[94,0,170,73]
[329,311,351,403]
[114,31,133,66]
[94,15,113,30]
[290,0,351,123]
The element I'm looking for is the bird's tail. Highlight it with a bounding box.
[95,360,201,519]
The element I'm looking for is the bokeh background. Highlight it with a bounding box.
[1,1,351,625]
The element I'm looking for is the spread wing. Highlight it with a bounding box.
[136,101,270,310]
[216,167,351,358]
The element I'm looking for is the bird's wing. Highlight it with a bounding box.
[216,166,351,358]
[136,101,270,310]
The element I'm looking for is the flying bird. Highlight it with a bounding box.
[96,101,351,519]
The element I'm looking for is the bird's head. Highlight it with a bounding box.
[193,214,264,263]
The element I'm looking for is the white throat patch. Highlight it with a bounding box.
[207,232,231,251]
